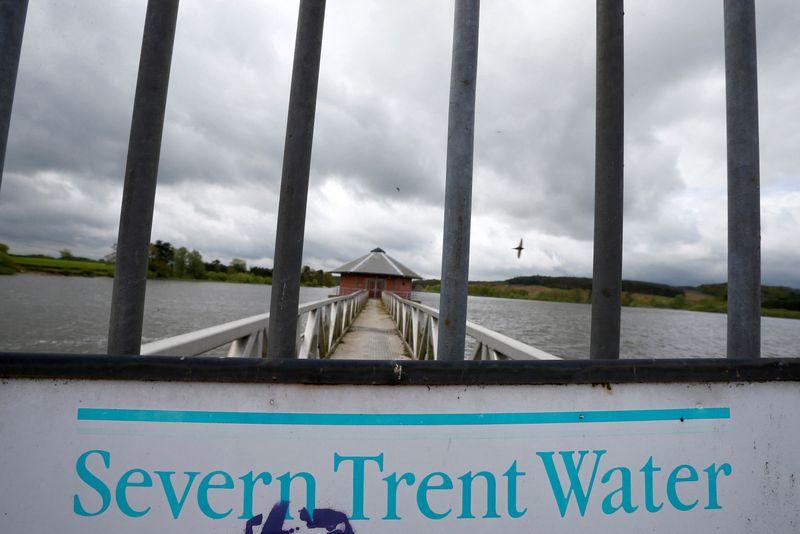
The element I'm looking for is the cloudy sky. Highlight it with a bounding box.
[1,0,799,287]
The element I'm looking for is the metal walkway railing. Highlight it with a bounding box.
[382,292,560,361]
[141,290,368,358]
[140,289,557,361]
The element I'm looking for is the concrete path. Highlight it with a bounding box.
[329,298,409,360]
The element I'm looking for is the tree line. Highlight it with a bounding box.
[503,275,683,298]
[0,241,338,287]
[413,274,800,316]
[138,240,337,287]
[698,283,800,312]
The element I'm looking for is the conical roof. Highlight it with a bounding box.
[332,248,421,278]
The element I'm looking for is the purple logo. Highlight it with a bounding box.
[245,501,354,534]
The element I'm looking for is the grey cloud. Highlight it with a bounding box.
[0,172,119,257]
[312,94,446,202]
[2,0,799,288]
[6,2,142,181]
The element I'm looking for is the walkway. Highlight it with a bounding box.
[329,298,409,360]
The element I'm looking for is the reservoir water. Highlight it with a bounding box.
[1,274,798,358]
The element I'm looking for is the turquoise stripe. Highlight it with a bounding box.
[77,407,730,426]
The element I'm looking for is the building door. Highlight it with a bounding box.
[366,278,386,298]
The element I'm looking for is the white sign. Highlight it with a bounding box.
[1,379,798,532]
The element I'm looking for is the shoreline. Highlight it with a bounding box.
[416,287,800,321]
[5,265,798,320]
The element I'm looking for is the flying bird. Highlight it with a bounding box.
[513,238,524,259]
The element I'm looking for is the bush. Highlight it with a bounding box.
[468,284,528,299]
[0,243,19,274]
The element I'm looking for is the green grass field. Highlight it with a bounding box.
[11,255,115,276]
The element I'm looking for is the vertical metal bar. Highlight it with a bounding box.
[724,0,760,359]
[437,0,480,362]
[268,0,326,359]
[0,0,29,192]
[590,0,624,360]
[107,0,179,355]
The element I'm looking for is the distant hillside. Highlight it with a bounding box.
[505,275,683,298]
[413,275,800,319]
[415,275,685,298]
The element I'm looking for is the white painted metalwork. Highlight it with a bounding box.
[141,290,368,358]
[382,292,560,361]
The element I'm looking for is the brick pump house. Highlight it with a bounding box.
[332,248,421,299]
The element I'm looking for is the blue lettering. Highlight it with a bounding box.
[640,456,664,512]
[333,453,384,520]
[537,450,606,517]
[197,470,234,519]
[382,472,415,520]
[154,471,200,519]
[601,466,638,514]
[416,472,453,519]
[238,471,273,519]
[703,463,732,510]
[667,465,699,511]
[503,461,528,518]
[73,449,111,517]
[277,472,316,520]
[116,468,152,517]
[457,471,500,519]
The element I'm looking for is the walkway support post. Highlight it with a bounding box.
[724,0,760,359]
[0,0,29,192]
[268,0,326,359]
[590,0,624,360]
[438,0,480,361]
[107,0,179,355]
